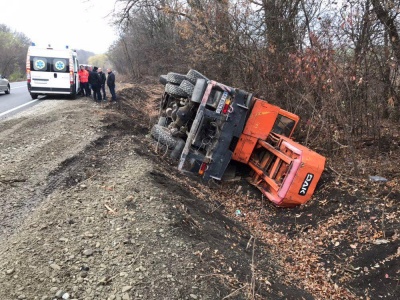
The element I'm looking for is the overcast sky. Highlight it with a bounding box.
[1,0,120,54]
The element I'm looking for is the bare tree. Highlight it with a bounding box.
[0,24,31,79]
[371,0,400,61]
[106,0,400,166]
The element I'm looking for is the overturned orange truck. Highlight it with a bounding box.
[151,70,326,207]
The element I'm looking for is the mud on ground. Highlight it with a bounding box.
[0,82,398,300]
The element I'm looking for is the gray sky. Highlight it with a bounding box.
[1,0,119,54]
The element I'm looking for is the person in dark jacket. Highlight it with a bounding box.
[98,68,107,101]
[106,68,116,102]
[88,66,102,102]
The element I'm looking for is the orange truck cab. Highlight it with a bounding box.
[232,98,326,207]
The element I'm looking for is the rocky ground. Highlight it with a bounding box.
[0,81,398,300]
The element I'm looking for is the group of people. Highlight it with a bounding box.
[78,65,116,103]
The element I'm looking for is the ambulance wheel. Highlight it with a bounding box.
[31,93,38,99]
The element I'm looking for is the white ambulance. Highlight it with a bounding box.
[26,44,80,99]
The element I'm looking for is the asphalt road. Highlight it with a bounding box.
[0,81,39,120]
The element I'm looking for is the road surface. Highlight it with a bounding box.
[0,81,40,119]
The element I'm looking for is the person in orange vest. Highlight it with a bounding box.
[78,65,90,97]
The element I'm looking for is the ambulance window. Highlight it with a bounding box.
[52,58,67,72]
[32,57,48,71]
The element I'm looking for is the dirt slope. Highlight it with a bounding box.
[0,82,398,300]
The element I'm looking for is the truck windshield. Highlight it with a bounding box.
[30,56,70,73]
[272,114,295,137]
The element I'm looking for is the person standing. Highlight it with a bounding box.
[98,68,107,101]
[84,66,92,97]
[78,65,90,97]
[88,66,102,102]
[106,68,116,102]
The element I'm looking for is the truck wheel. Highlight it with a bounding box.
[170,139,185,160]
[165,83,187,98]
[167,72,186,84]
[159,75,168,85]
[186,69,209,85]
[151,124,179,148]
[30,93,38,99]
[179,80,194,97]
[5,84,10,94]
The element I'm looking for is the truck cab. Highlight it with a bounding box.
[231,98,326,207]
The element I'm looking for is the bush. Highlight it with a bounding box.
[9,71,25,82]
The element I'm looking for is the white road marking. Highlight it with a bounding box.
[0,99,39,117]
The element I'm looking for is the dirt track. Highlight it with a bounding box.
[0,83,398,300]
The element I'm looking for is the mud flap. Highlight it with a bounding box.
[204,150,233,180]
[231,89,251,138]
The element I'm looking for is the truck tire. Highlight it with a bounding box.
[165,83,187,98]
[167,72,186,84]
[151,124,179,148]
[186,69,209,85]
[179,80,194,97]
[159,75,168,85]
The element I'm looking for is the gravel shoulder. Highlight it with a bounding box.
[0,83,398,300]
[0,92,303,300]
